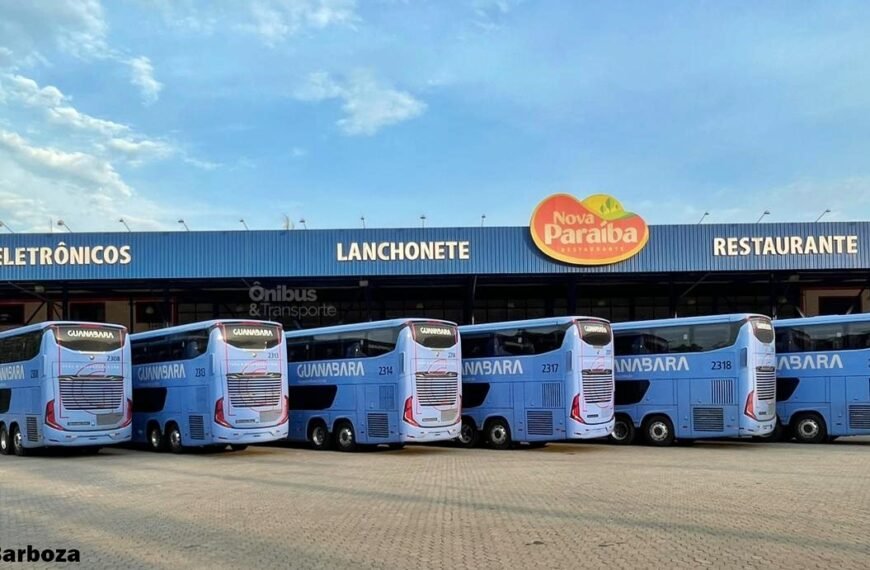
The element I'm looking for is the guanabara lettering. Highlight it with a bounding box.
[65,329,116,339]
[776,354,844,371]
[231,328,275,337]
[463,359,524,376]
[615,356,690,373]
[418,326,453,336]
[0,364,25,381]
[137,364,187,381]
[297,361,364,378]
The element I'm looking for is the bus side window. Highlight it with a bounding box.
[0,388,11,413]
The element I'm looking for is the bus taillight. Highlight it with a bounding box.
[277,396,289,425]
[403,396,420,427]
[215,398,231,428]
[570,394,585,423]
[744,390,757,420]
[121,399,133,428]
[45,400,63,431]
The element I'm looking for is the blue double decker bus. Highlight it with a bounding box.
[130,320,289,453]
[285,319,461,451]
[772,313,870,442]
[0,322,132,456]
[611,314,776,446]
[457,317,615,449]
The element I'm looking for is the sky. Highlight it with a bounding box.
[1,0,870,233]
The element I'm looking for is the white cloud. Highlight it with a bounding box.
[0,0,108,60]
[105,137,175,164]
[296,70,426,136]
[1,74,64,107]
[0,129,132,197]
[128,56,163,105]
[47,106,129,136]
[246,0,358,45]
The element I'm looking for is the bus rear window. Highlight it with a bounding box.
[54,326,124,352]
[579,321,612,347]
[411,324,458,349]
[223,324,282,350]
[750,318,774,344]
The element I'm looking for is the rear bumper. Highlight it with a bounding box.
[212,422,289,444]
[401,421,461,442]
[739,417,776,437]
[569,418,614,439]
[42,425,131,447]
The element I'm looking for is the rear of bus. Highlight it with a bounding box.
[401,321,462,442]
[43,323,132,447]
[213,322,289,444]
[569,319,615,439]
[739,315,777,436]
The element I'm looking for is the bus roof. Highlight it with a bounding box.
[774,313,870,328]
[611,313,768,332]
[130,319,282,341]
[460,316,608,334]
[0,321,127,340]
[284,318,456,338]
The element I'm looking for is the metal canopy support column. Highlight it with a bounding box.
[464,276,478,325]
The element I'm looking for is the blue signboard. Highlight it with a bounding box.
[0,221,866,281]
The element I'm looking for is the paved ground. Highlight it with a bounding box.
[1,439,868,569]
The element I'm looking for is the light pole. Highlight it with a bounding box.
[119,218,131,232]
[420,215,426,228]
[0,220,15,233]
[240,219,249,230]
[299,218,307,229]
[756,210,770,223]
[481,214,486,227]
[361,216,366,229]
[57,219,72,232]
[697,212,709,224]
[177,219,190,231]
[814,209,831,222]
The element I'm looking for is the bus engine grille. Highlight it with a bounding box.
[226,374,283,408]
[59,376,124,410]
[582,370,614,404]
[755,367,776,401]
[415,372,459,406]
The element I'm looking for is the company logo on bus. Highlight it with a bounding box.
[231,328,275,337]
[417,326,453,336]
[530,193,649,265]
[64,329,117,340]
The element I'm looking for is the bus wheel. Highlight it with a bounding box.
[308,422,331,451]
[0,424,10,456]
[79,446,102,455]
[457,417,479,448]
[792,413,827,444]
[334,421,357,452]
[166,424,184,454]
[610,416,635,445]
[486,419,512,450]
[229,445,248,452]
[11,426,28,457]
[755,421,785,442]
[643,415,675,447]
[387,443,406,450]
[147,424,165,452]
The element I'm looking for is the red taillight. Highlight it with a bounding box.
[403,396,420,427]
[215,397,231,427]
[277,395,289,425]
[45,399,63,431]
[744,390,757,420]
[120,398,133,427]
[570,394,585,423]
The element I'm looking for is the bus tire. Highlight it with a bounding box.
[387,443,406,450]
[457,417,479,448]
[610,415,635,445]
[755,421,785,442]
[147,423,165,452]
[229,444,248,452]
[166,423,184,453]
[334,421,357,452]
[11,425,28,457]
[485,418,512,450]
[79,446,102,455]
[0,424,10,456]
[792,413,827,444]
[308,421,331,451]
[643,415,675,447]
